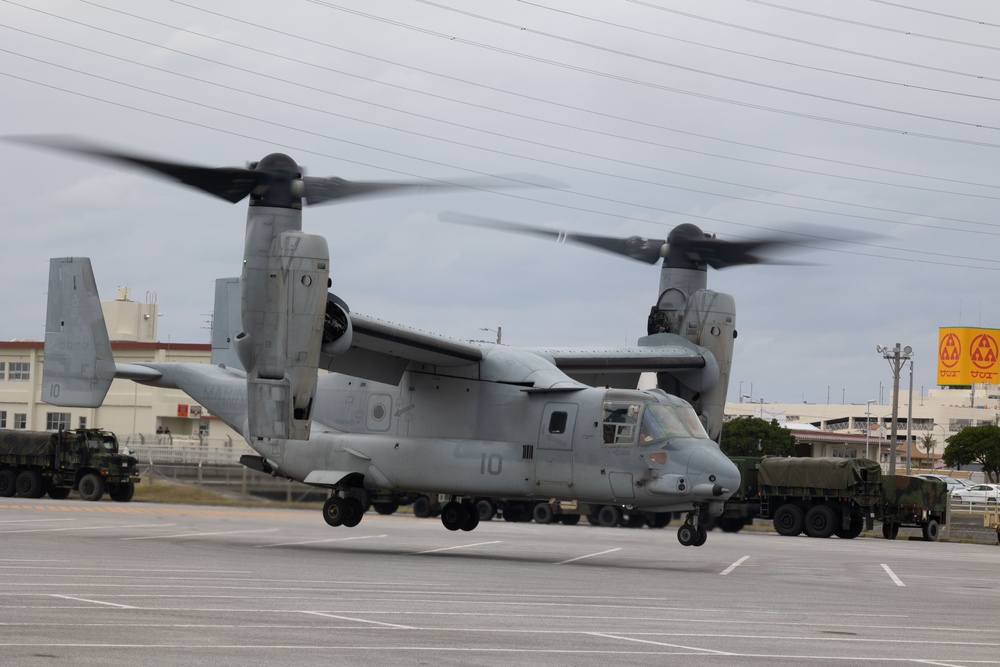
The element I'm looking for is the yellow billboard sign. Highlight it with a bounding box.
[938,327,1000,385]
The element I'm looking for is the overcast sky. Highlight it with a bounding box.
[2,0,998,407]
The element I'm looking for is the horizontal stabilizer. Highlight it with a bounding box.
[42,258,115,407]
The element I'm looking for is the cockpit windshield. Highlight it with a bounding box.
[602,398,708,445]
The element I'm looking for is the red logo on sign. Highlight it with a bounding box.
[970,334,998,370]
[939,333,961,368]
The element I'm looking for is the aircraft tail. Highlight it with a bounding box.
[42,257,115,407]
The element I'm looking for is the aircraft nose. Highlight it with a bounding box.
[686,447,741,499]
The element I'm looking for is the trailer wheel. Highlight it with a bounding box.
[475,499,496,522]
[16,470,46,499]
[882,522,899,540]
[718,517,745,533]
[372,502,399,515]
[412,495,433,518]
[921,519,940,542]
[0,469,17,498]
[109,482,135,502]
[47,486,71,500]
[597,505,621,527]
[773,503,804,536]
[78,473,105,502]
[804,505,837,539]
[533,503,555,524]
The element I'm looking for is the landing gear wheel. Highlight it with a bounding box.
[343,496,365,527]
[677,523,696,547]
[322,496,348,527]
[922,519,940,542]
[804,505,838,538]
[691,525,708,547]
[78,473,105,502]
[773,503,804,536]
[441,501,469,531]
[460,502,480,531]
[0,469,16,497]
[109,481,135,502]
[882,522,899,540]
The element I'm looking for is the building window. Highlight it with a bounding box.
[0,411,5,428]
[0,362,5,380]
[13,414,27,429]
[46,412,71,431]
[8,362,30,381]
[78,416,87,430]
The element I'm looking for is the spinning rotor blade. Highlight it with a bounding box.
[7,135,263,203]
[303,173,566,206]
[439,212,666,264]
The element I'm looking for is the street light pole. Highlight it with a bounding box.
[479,326,502,345]
[905,360,914,474]
[877,343,913,476]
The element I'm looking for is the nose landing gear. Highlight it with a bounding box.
[677,509,708,547]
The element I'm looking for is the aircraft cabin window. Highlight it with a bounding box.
[602,402,642,445]
[548,411,568,434]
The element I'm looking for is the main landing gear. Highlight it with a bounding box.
[676,509,708,547]
[322,495,366,527]
[439,499,481,532]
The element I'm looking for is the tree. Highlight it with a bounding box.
[719,417,797,458]
[920,433,937,461]
[943,424,1000,483]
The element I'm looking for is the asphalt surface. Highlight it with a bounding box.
[2,497,998,667]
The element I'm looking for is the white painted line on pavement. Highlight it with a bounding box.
[589,632,734,655]
[49,594,136,609]
[121,528,278,541]
[300,610,414,629]
[256,534,388,548]
[881,563,905,587]
[554,548,621,565]
[412,541,501,555]
[720,555,750,575]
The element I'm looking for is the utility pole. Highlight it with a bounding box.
[905,360,914,474]
[877,343,913,476]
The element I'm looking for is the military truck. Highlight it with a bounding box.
[0,428,139,501]
[720,456,947,541]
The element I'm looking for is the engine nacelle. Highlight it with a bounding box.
[321,293,353,357]
[242,219,330,442]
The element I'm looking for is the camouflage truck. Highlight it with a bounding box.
[880,475,948,541]
[720,457,883,539]
[720,457,948,541]
[0,428,139,501]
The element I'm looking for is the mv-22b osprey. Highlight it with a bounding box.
[28,138,799,548]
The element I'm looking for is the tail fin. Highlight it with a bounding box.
[210,276,244,370]
[42,257,115,407]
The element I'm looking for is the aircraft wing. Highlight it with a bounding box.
[321,313,485,385]
[527,333,717,391]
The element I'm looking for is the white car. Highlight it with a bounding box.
[951,483,1000,504]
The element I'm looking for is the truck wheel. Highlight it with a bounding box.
[476,499,496,521]
[109,482,135,502]
[882,522,899,540]
[772,503,804,536]
[597,505,621,527]
[16,470,46,499]
[804,505,837,539]
[412,496,432,518]
[835,517,864,539]
[718,517,745,533]
[0,469,17,498]
[533,503,555,524]
[47,486,71,500]
[560,513,580,526]
[922,519,940,542]
[78,473,105,502]
[372,502,399,515]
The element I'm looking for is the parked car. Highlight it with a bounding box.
[915,473,969,489]
[950,484,1000,504]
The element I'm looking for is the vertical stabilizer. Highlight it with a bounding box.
[211,277,244,370]
[42,257,115,407]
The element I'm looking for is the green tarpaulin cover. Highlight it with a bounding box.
[759,457,882,489]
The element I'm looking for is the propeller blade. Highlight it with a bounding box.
[6,135,263,203]
[439,212,666,264]
[304,173,567,206]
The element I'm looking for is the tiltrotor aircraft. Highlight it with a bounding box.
[24,137,801,548]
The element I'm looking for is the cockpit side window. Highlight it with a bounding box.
[602,402,642,445]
